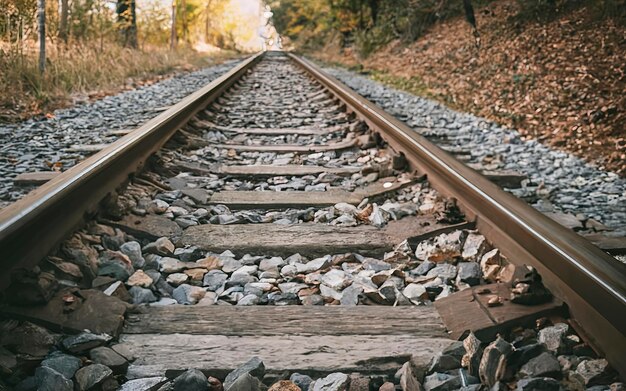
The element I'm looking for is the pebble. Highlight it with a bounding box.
[173,369,209,391]
[62,332,112,354]
[34,366,73,391]
[127,270,154,288]
[74,363,113,390]
[40,352,82,379]
[313,373,349,391]
[538,323,569,353]
[119,377,169,391]
[129,286,158,304]
[290,373,313,391]
[89,346,129,374]
[224,356,265,389]
[172,284,206,305]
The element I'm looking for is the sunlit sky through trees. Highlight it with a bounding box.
[137,0,274,51]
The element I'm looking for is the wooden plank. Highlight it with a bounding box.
[213,164,361,177]
[191,119,346,135]
[208,190,361,209]
[207,178,413,209]
[215,138,358,153]
[583,233,626,254]
[121,334,452,380]
[1,289,127,337]
[180,223,390,257]
[123,306,447,336]
[435,283,566,341]
[481,170,527,189]
[179,216,460,257]
[13,171,61,186]
[101,214,183,241]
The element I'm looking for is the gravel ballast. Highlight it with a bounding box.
[0,59,241,207]
[323,65,626,235]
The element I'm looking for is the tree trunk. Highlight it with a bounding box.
[59,0,68,43]
[368,0,378,25]
[170,0,177,50]
[462,0,480,47]
[117,0,138,48]
[181,0,188,42]
[38,0,46,74]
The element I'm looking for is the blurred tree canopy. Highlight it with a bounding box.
[269,0,624,56]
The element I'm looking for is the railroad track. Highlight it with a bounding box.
[0,51,624,390]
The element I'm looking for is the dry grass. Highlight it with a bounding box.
[0,41,239,122]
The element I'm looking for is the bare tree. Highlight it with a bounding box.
[170,0,177,49]
[59,0,69,43]
[38,0,45,73]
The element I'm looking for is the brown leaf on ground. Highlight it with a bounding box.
[316,1,626,176]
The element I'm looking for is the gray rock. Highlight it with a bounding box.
[279,282,309,294]
[237,294,260,306]
[172,284,206,305]
[313,373,349,391]
[538,323,569,353]
[320,284,343,301]
[290,373,313,391]
[158,257,186,273]
[174,246,204,262]
[463,333,484,377]
[225,373,262,391]
[340,284,363,306]
[259,257,285,271]
[519,352,561,379]
[119,377,169,391]
[414,261,436,276]
[173,369,208,391]
[222,258,244,273]
[89,346,129,374]
[75,363,113,391]
[268,292,300,305]
[35,366,73,391]
[301,294,325,306]
[478,336,513,387]
[224,357,265,389]
[297,256,331,273]
[456,262,481,286]
[361,258,391,272]
[98,260,132,281]
[203,270,228,291]
[41,352,82,379]
[403,283,428,304]
[62,332,112,354]
[422,372,461,391]
[226,273,258,288]
[426,264,457,282]
[321,269,351,290]
[129,286,157,304]
[120,241,146,268]
[576,359,613,386]
[461,233,488,261]
[430,341,464,372]
[515,377,561,391]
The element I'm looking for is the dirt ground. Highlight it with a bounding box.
[314,1,625,176]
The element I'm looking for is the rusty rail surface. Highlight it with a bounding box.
[0,53,263,289]
[0,50,624,376]
[288,53,626,376]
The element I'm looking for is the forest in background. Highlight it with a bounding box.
[270,0,625,175]
[0,0,270,121]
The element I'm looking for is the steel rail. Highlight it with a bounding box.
[288,53,626,376]
[0,52,263,289]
